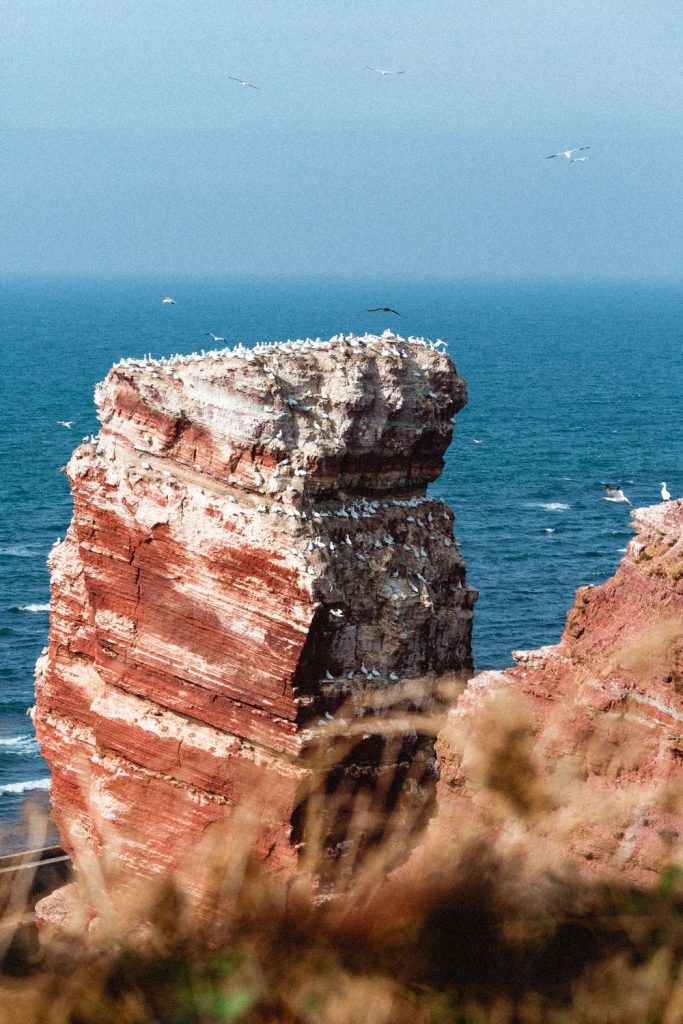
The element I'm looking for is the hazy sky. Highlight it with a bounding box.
[0,0,680,277]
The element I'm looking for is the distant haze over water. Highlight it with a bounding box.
[0,275,680,845]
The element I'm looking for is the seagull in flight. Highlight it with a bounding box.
[205,332,226,343]
[604,483,632,505]
[228,75,260,90]
[661,482,671,501]
[57,420,74,429]
[367,67,405,76]
[162,296,176,304]
[546,147,590,160]
[368,306,404,316]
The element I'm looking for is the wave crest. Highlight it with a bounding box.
[0,778,50,795]
[0,735,39,753]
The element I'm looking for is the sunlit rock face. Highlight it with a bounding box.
[433,499,683,884]
[33,331,476,914]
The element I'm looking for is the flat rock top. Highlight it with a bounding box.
[631,498,683,537]
[100,332,466,455]
[93,332,468,496]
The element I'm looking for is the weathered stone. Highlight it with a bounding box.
[33,332,477,921]
[433,499,683,883]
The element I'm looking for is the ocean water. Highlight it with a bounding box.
[0,275,680,845]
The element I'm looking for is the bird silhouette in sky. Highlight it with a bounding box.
[367,67,405,76]
[368,306,404,316]
[546,146,590,160]
[228,75,260,90]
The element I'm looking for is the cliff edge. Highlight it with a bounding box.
[434,498,683,882]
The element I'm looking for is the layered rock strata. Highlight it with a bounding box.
[434,499,683,882]
[33,331,477,902]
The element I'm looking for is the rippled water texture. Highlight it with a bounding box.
[0,276,680,839]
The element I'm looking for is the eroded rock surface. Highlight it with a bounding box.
[34,332,477,913]
[434,499,683,883]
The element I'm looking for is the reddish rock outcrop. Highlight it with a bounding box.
[33,332,477,918]
[434,499,683,883]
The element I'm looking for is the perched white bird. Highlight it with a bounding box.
[57,420,73,429]
[228,75,260,90]
[661,482,671,501]
[162,296,176,304]
[604,483,632,506]
[366,66,405,76]
[546,147,590,160]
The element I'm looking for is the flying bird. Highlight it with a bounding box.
[366,67,405,75]
[604,483,632,505]
[57,421,73,429]
[228,75,260,90]
[368,306,404,316]
[661,482,671,501]
[546,147,590,160]
[162,296,176,304]
[205,332,226,343]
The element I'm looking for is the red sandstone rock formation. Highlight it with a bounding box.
[33,332,477,918]
[434,499,683,883]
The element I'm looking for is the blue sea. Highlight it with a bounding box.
[0,276,680,847]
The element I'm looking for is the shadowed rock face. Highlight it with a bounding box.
[33,332,476,912]
[434,499,683,884]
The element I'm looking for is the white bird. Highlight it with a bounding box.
[228,75,260,90]
[367,66,405,75]
[57,420,73,429]
[205,332,226,343]
[162,296,176,304]
[472,438,483,445]
[546,147,590,160]
[329,607,344,620]
[604,483,632,506]
[661,482,671,501]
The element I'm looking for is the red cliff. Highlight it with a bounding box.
[33,332,477,919]
[433,498,683,883]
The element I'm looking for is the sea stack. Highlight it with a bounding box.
[33,332,477,917]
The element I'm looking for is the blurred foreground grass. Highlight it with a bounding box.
[4,678,683,1023]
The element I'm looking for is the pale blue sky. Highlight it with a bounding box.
[0,0,680,276]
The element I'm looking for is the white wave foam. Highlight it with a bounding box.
[0,735,39,753]
[0,778,50,796]
[534,502,571,512]
[0,545,39,558]
[16,603,50,613]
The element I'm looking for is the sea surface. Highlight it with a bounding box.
[0,276,680,847]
